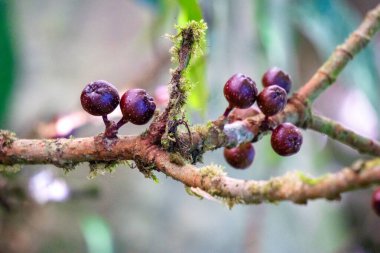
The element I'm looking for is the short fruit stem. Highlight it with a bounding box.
[102,115,111,127]
[102,115,118,138]
[116,117,129,129]
[223,105,234,117]
[260,116,274,132]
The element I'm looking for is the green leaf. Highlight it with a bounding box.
[176,0,208,115]
[80,215,113,253]
[254,0,298,78]
[186,55,208,115]
[177,0,202,22]
[0,1,15,127]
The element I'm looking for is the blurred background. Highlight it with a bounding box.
[0,0,380,252]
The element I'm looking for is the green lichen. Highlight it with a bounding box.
[59,161,80,174]
[184,186,204,200]
[206,121,214,128]
[246,178,282,204]
[184,185,244,209]
[297,171,328,186]
[134,161,160,184]
[148,173,158,184]
[88,161,119,179]
[363,158,380,170]
[168,20,207,65]
[221,197,246,209]
[169,152,186,166]
[178,75,193,94]
[0,130,16,146]
[0,164,21,174]
[199,164,226,178]
[120,160,135,169]
[192,122,223,144]
[160,20,208,154]
[0,131,20,174]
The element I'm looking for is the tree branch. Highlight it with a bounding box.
[172,158,380,206]
[308,113,380,156]
[1,132,380,205]
[298,4,380,102]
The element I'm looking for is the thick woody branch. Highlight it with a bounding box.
[0,99,306,166]
[298,4,380,102]
[1,133,380,205]
[309,113,380,156]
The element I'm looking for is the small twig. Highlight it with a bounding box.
[148,21,207,143]
[309,113,380,156]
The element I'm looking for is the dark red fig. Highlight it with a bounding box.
[223,73,258,113]
[120,89,156,125]
[271,123,302,156]
[372,188,380,216]
[80,80,120,116]
[257,85,287,116]
[262,67,292,94]
[223,143,255,169]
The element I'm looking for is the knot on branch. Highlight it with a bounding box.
[94,133,118,152]
[0,130,16,151]
[0,131,17,162]
[162,118,193,161]
[287,93,311,129]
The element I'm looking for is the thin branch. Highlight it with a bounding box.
[298,4,380,102]
[148,21,207,143]
[158,158,380,206]
[309,113,380,156]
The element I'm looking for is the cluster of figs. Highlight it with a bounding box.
[222,67,303,169]
[80,80,156,137]
[79,67,302,170]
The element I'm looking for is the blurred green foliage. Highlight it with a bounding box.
[295,0,380,116]
[0,0,15,127]
[177,0,208,116]
[81,215,113,253]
